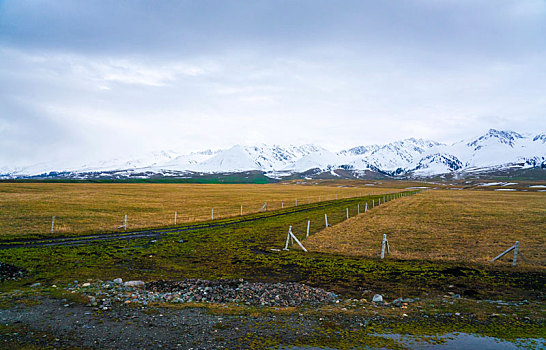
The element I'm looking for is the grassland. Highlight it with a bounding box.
[0,184,544,347]
[0,183,397,240]
[305,189,546,269]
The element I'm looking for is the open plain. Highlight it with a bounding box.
[0,181,544,349]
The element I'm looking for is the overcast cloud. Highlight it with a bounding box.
[1,0,545,167]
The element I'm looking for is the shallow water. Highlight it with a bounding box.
[388,332,544,349]
[281,332,545,349]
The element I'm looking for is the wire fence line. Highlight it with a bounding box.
[22,190,407,237]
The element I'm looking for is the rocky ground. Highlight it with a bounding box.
[0,278,544,349]
[66,278,339,310]
[0,262,26,281]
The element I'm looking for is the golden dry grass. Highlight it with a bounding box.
[0,183,398,238]
[305,190,546,268]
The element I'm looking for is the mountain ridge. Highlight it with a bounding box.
[2,129,545,180]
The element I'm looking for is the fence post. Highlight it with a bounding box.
[357,203,360,215]
[346,208,349,219]
[324,214,328,228]
[381,234,388,259]
[284,226,292,250]
[306,220,310,237]
[174,211,177,225]
[513,241,519,267]
[124,214,127,231]
[296,198,298,207]
[51,216,55,233]
[289,226,308,252]
[241,205,243,216]
[211,208,214,220]
[365,202,368,212]
[282,201,284,209]
[373,200,375,208]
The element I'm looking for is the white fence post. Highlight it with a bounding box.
[241,205,243,216]
[51,216,55,233]
[346,208,349,219]
[211,208,214,220]
[365,202,368,212]
[289,226,307,252]
[381,234,389,259]
[324,214,328,228]
[357,203,360,215]
[513,241,519,266]
[491,241,520,266]
[373,200,375,208]
[174,211,177,225]
[306,220,310,237]
[124,214,127,231]
[282,201,284,209]
[296,198,298,206]
[284,226,292,250]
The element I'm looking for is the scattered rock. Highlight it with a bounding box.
[124,280,145,288]
[0,262,27,281]
[372,294,383,303]
[67,279,338,308]
[113,278,123,284]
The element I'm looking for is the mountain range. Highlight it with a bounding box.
[2,129,545,180]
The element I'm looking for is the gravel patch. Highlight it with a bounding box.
[66,279,339,309]
[0,262,26,281]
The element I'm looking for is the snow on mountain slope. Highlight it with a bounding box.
[195,144,323,172]
[283,147,341,172]
[154,150,217,171]
[410,153,464,176]
[353,138,442,173]
[447,129,544,168]
[2,129,544,178]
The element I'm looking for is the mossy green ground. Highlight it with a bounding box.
[0,192,544,347]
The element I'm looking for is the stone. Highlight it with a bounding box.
[82,282,91,287]
[113,278,123,284]
[30,283,41,288]
[372,294,383,303]
[124,280,145,288]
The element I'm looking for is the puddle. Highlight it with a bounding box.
[280,332,544,349]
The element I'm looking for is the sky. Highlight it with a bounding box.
[1,0,545,167]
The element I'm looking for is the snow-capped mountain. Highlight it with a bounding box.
[2,129,545,179]
[194,144,323,173]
